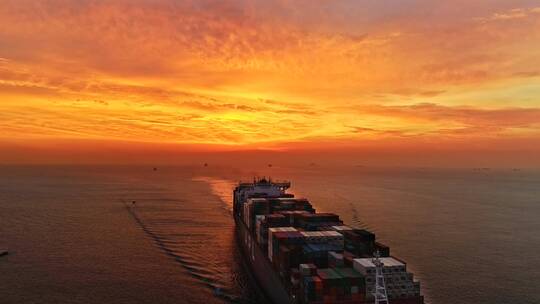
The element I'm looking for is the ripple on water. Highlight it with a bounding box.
[121,176,268,304]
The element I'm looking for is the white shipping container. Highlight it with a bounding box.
[331,225,354,232]
[268,227,297,261]
[353,258,375,275]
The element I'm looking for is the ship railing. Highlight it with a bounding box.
[238,180,291,187]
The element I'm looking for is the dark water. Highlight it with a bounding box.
[1,165,539,304]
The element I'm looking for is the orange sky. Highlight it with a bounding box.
[1,1,539,166]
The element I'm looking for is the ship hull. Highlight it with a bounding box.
[235,215,293,304]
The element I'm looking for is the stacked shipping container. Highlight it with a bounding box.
[234,179,423,304]
[353,257,421,300]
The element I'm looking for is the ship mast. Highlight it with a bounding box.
[372,250,389,304]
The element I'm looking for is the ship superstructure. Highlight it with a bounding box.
[233,178,423,304]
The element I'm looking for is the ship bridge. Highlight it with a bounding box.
[233,177,291,217]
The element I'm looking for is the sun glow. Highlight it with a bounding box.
[0,1,539,165]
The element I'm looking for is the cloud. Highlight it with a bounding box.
[390,103,540,127]
[343,103,540,139]
[176,101,260,112]
[1,1,539,98]
[0,1,539,149]
[475,7,540,22]
[388,89,447,98]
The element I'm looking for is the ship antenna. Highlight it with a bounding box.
[372,250,389,304]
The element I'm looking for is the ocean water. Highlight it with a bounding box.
[1,165,539,304]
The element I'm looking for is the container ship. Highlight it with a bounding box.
[233,178,424,304]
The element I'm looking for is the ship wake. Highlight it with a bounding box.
[121,176,266,304]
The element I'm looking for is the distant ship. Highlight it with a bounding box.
[233,178,424,304]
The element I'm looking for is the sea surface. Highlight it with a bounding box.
[1,165,539,304]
